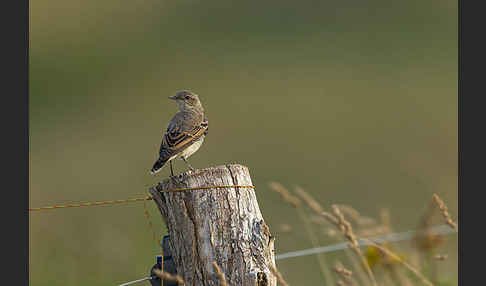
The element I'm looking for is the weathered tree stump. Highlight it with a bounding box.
[149,164,276,286]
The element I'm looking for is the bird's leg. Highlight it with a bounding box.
[181,157,195,171]
[169,160,174,177]
[168,160,180,184]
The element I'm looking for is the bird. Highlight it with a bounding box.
[150,90,208,176]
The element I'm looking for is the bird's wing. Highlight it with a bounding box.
[158,112,208,160]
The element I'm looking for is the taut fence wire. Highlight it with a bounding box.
[29,185,255,212]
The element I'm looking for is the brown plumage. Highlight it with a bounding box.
[150,90,208,175]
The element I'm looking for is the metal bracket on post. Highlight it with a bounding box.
[149,235,178,286]
[118,235,177,286]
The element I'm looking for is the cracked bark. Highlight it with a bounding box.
[149,164,276,286]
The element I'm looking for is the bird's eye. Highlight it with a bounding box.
[185,96,191,100]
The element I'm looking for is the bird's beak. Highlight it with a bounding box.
[168,95,177,100]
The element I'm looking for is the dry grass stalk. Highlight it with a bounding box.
[434,254,448,261]
[321,211,370,285]
[335,205,378,228]
[153,269,185,285]
[335,205,383,237]
[269,264,290,286]
[270,183,334,284]
[310,215,339,238]
[321,206,378,286]
[432,194,458,231]
[334,265,352,276]
[269,182,301,208]
[270,183,333,285]
[332,205,359,248]
[321,211,340,225]
[342,248,373,286]
[361,238,434,286]
[333,205,378,286]
[294,186,323,213]
[413,198,445,252]
[212,262,228,286]
[333,261,359,286]
[335,204,377,227]
[292,186,334,286]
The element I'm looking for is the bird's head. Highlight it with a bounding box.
[169,90,203,112]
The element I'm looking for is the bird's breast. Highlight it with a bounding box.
[179,135,205,159]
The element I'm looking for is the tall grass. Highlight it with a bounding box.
[269,183,458,286]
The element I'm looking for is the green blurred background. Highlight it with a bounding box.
[29,0,457,285]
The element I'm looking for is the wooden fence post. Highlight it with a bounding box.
[149,164,277,286]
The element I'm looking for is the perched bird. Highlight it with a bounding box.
[150,90,208,176]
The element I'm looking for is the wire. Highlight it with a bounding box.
[29,185,255,212]
[29,197,153,212]
[275,224,456,260]
[118,276,153,286]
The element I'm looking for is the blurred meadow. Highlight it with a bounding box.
[29,0,457,285]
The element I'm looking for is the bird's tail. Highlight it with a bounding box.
[150,158,167,175]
